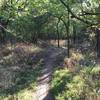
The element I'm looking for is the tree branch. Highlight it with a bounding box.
[79,12,100,16]
[59,0,93,25]
[0,24,10,33]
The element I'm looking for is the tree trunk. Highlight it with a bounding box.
[57,29,60,47]
[67,6,70,58]
[73,24,76,44]
[57,18,60,48]
[0,26,6,43]
[96,28,100,57]
[31,31,38,44]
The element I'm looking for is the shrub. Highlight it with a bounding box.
[51,66,100,100]
[0,60,43,100]
[51,69,72,96]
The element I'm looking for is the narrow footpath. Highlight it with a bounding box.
[33,47,67,100]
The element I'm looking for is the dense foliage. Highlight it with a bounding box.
[52,66,100,100]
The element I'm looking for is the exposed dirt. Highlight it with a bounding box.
[33,47,67,100]
[0,42,67,100]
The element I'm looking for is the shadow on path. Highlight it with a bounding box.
[34,47,67,100]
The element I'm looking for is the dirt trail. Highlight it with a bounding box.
[33,47,67,100]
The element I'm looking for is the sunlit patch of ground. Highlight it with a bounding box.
[3,88,34,100]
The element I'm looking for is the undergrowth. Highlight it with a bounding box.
[0,59,43,100]
[51,66,100,100]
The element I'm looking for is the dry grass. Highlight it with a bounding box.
[0,42,42,91]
